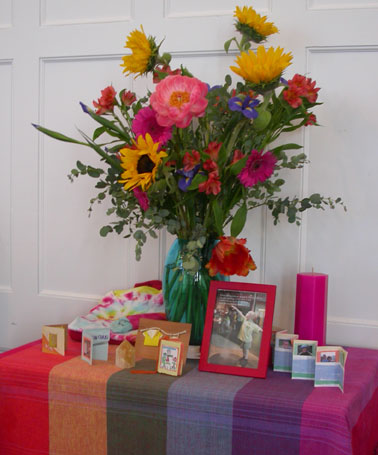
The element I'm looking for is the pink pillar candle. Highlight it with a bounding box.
[294,272,328,345]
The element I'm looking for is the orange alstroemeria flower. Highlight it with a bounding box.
[206,236,257,277]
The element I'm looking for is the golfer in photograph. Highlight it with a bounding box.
[232,306,263,366]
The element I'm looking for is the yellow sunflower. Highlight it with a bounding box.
[121,26,157,78]
[230,46,292,88]
[234,6,278,43]
[119,134,167,191]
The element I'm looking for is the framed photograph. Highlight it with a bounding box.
[81,335,93,365]
[199,281,276,378]
[157,339,184,376]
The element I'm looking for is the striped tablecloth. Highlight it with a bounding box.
[0,339,377,455]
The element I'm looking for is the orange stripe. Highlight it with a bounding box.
[48,345,120,455]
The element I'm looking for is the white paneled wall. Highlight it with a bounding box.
[0,0,377,350]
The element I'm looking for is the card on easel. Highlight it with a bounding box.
[314,346,348,392]
[81,328,110,364]
[273,332,298,372]
[291,339,317,380]
[42,324,67,356]
[157,338,184,376]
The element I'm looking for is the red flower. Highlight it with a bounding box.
[283,88,302,108]
[121,90,136,106]
[152,65,181,84]
[304,78,320,103]
[203,159,218,172]
[183,150,201,172]
[93,85,116,115]
[305,113,317,126]
[284,74,320,108]
[198,171,221,195]
[288,74,308,96]
[206,236,257,277]
[231,149,245,165]
[204,141,222,161]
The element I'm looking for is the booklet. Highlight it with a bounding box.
[81,328,110,365]
[291,339,318,380]
[273,332,298,372]
[314,346,348,392]
[42,324,68,356]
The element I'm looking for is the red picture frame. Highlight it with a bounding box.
[199,281,276,378]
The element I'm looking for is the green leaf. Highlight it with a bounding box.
[187,173,207,190]
[93,126,106,141]
[271,143,303,156]
[100,226,113,237]
[212,200,223,235]
[230,155,248,175]
[77,129,123,172]
[287,206,297,223]
[87,167,103,178]
[81,105,129,140]
[224,38,234,53]
[310,193,322,205]
[32,124,87,146]
[76,161,86,172]
[225,74,232,87]
[231,204,247,237]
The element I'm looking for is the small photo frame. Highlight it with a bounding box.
[199,281,276,378]
[42,324,67,356]
[292,339,318,380]
[273,332,299,372]
[81,335,93,365]
[157,339,183,376]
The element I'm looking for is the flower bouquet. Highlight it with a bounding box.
[33,5,344,344]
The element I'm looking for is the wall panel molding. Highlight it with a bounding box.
[299,45,378,272]
[39,289,101,302]
[327,316,378,349]
[40,0,134,26]
[164,0,271,19]
[307,0,378,10]
[0,60,13,291]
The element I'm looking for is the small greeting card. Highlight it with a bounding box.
[42,324,67,356]
[81,328,110,365]
[314,346,348,392]
[157,338,184,376]
[134,319,191,365]
[273,332,298,372]
[291,340,318,380]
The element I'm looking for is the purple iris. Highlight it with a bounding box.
[280,77,288,85]
[177,165,200,192]
[228,96,260,119]
[206,84,222,92]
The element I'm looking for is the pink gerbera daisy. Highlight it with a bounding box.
[132,107,172,145]
[133,187,149,211]
[150,75,208,128]
[238,150,277,187]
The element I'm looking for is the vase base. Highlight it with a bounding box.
[187,344,201,360]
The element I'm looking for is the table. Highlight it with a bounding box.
[0,338,377,455]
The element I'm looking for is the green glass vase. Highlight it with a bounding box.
[163,239,227,346]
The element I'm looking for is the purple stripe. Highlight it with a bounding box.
[232,369,314,455]
[299,347,378,455]
[167,367,251,455]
